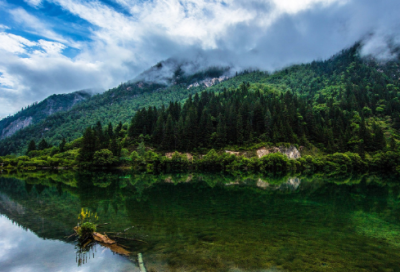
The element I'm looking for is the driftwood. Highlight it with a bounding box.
[71,224,142,257]
[96,223,110,228]
[110,236,148,244]
[138,253,147,272]
[93,232,115,244]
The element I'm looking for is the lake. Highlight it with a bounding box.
[0,171,399,272]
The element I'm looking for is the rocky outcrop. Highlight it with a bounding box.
[225,150,240,156]
[187,76,228,89]
[165,152,193,161]
[257,145,301,159]
[1,117,33,140]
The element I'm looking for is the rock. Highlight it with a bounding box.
[165,152,193,161]
[225,150,240,156]
[256,179,269,189]
[279,146,301,159]
[256,145,301,159]
[256,147,269,158]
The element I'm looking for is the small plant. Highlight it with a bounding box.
[76,208,99,238]
[77,222,96,237]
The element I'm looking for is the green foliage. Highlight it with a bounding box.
[93,149,118,166]
[78,222,97,238]
[137,141,146,157]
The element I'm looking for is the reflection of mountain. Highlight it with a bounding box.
[0,178,78,241]
[1,172,400,272]
[256,177,301,191]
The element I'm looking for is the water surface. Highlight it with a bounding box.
[0,171,400,272]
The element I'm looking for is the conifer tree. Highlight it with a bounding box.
[162,114,175,149]
[38,139,49,150]
[27,140,36,155]
[237,114,244,144]
[59,138,66,153]
[78,128,97,162]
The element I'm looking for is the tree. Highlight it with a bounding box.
[137,141,146,157]
[107,122,114,139]
[38,139,49,150]
[110,137,121,157]
[389,137,398,151]
[93,149,118,166]
[59,138,66,153]
[78,127,97,162]
[162,114,175,149]
[236,114,244,144]
[27,140,36,155]
[372,122,386,151]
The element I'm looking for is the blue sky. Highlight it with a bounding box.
[0,0,399,118]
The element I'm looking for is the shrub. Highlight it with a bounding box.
[77,222,96,238]
[93,149,118,166]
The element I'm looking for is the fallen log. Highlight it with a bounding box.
[92,232,115,244]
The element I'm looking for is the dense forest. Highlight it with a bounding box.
[1,44,400,173]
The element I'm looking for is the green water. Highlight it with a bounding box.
[0,171,400,272]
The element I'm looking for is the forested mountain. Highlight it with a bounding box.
[0,91,91,140]
[1,43,400,157]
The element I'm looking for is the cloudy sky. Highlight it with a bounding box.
[0,0,399,118]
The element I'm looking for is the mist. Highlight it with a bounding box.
[1,0,400,117]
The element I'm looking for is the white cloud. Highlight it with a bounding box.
[0,32,36,54]
[1,0,400,118]
[37,39,66,55]
[9,8,80,48]
[24,0,42,8]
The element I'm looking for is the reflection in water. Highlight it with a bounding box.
[0,171,400,271]
[0,216,137,272]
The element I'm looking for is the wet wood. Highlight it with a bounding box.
[138,253,147,272]
[92,232,115,244]
[111,236,148,244]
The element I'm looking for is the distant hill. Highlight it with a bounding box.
[0,91,91,140]
[1,43,400,156]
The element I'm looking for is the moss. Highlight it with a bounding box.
[77,222,96,237]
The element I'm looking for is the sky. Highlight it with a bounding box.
[0,215,137,271]
[0,0,399,119]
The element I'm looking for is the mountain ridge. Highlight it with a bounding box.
[1,44,400,156]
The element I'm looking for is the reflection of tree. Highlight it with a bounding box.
[75,242,97,267]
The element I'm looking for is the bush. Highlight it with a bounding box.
[93,149,118,166]
[78,222,96,238]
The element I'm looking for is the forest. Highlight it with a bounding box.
[1,44,400,174]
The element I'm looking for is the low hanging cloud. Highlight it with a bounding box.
[0,0,400,118]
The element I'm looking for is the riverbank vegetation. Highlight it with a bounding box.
[1,45,400,173]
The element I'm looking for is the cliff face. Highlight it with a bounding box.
[1,117,33,140]
[257,145,301,159]
[0,91,91,140]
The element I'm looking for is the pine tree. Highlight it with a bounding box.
[78,127,97,162]
[253,101,264,135]
[38,139,49,150]
[110,137,120,156]
[372,122,386,151]
[137,141,146,157]
[107,122,114,139]
[59,138,66,152]
[162,114,175,150]
[152,114,164,146]
[237,114,244,144]
[115,121,123,135]
[389,137,398,151]
[27,140,36,155]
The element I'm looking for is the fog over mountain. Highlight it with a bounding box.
[0,0,400,118]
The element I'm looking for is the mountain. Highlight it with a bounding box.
[0,91,91,140]
[1,43,400,157]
